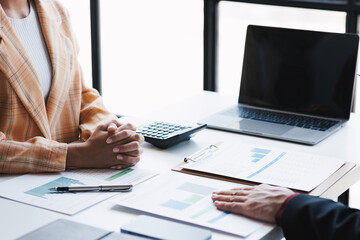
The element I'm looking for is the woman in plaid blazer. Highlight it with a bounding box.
[0,0,144,173]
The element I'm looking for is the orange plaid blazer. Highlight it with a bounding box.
[0,0,116,173]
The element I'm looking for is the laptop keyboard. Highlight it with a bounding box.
[224,107,339,131]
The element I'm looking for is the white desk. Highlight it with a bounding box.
[1,91,359,240]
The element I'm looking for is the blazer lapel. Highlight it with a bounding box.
[0,4,51,138]
[34,0,73,129]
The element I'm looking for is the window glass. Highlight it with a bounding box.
[60,1,92,87]
[218,2,346,100]
[100,0,203,117]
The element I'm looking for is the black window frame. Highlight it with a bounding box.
[91,0,359,93]
[204,0,360,91]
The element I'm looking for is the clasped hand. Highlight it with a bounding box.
[67,120,144,169]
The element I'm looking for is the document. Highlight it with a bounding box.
[116,172,264,237]
[179,142,346,192]
[0,166,157,215]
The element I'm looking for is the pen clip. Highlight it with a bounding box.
[184,144,218,163]
[106,186,133,192]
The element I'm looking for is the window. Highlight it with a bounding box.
[217,2,346,97]
[62,1,359,113]
[100,0,203,116]
[61,1,92,88]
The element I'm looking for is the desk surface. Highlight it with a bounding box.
[1,91,359,240]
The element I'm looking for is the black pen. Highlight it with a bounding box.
[48,184,133,192]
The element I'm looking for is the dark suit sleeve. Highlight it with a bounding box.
[280,194,360,240]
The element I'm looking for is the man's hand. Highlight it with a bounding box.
[212,184,294,223]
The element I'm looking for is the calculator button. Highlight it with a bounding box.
[140,121,207,148]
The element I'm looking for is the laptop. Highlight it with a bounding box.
[199,25,359,145]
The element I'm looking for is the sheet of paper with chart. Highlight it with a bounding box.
[0,166,157,215]
[116,172,264,238]
[182,142,345,192]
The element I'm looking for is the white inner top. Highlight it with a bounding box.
[8,0,53,103]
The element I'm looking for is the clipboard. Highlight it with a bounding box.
[172,142,356,196]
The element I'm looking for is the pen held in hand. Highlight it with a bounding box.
[48,184,133,192]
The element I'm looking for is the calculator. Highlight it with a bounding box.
[136,122,207,149]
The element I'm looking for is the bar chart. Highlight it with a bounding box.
[25,177,84,199]
[117,172,263,237]
[250,147,271,163]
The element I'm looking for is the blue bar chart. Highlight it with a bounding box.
[117,173,264,237]
[25,177,84,199]
[161,182,215,211]
[250,148,271,163]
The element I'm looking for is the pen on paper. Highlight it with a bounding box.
[48,184,133,192]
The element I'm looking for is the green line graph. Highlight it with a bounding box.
[105,168,134,181]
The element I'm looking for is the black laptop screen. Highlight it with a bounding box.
[239,25,359,119]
